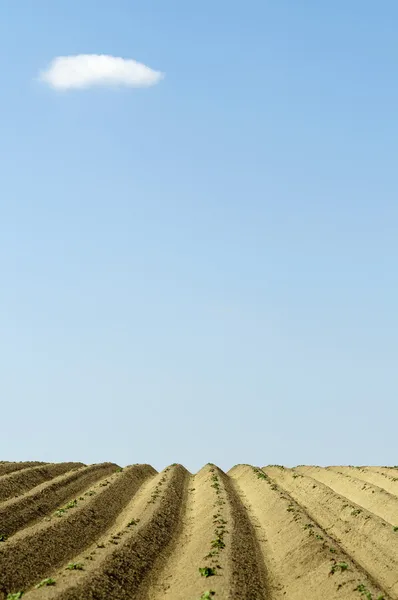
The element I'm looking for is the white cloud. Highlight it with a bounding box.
[39,54,164,90]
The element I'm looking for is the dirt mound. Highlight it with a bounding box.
[0,462,395,600]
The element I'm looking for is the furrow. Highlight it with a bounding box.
[0,462,119,538]
[220,468,268,599]
[22,464,267,600]
[0,462,47,477]
[229,465,390,600]
[144,464,230,600]
[264,466,398,598]
[296,466,398,525]
[0,464,155,598]
[21,464,189,600]
[328,466,398,498]
[0,463,84,503]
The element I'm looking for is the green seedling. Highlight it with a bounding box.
[199,567,216,578]
[0,534,8,542]
[253,468,268,480]
[116,467,124,472]
[393,526,398,532]
[329,547,337,553]
[66,563,84,570]
[199,591,216,599]
[55,499,78,516]
[35,578,56,588]
[211,538,225,550]
[351,509,362,516]
[353,583,385,599]
[303,523,314,530]
[127,518,140,527]
[316,534,324,540]
[6,593,24,600]
[330,562,348,575]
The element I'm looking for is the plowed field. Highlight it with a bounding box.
[1,462,397,600]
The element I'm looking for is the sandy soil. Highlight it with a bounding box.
[1,461,397,600]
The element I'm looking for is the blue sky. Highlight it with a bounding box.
[1,1,397,472]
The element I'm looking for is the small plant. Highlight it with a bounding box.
[127,518,140,527]
[252,467,268,480]
[329,547,336,553]
[199,592,215,599]
[211,538,225,550]
[116,467,124,472]
[330,562,348,575]
[351,509,362,516]
[35,578,56,588]
[303,523,314,530]
[353,589,385,600]
[354,584,371,599]
[55,499,78,516]
[66,563,84,570]
[393,526,398,532]
[0,534,8,542]
[199,567,216,578]
[6,593,24,600]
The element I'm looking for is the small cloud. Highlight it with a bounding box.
[38,54,164,90]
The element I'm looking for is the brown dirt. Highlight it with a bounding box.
[144,463,268,600]
[229,465,387,600]
[264,465,398,598]
[328,466,398,497]
[0,463,84,502]
[296,465,398,524]
[0,462,47,477]
[0,464,155,597]
[0,463,119,538]
[1,462,398,600]
[24,465,190,600]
